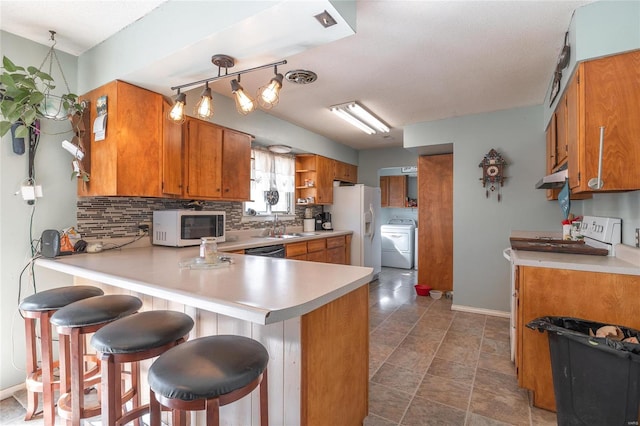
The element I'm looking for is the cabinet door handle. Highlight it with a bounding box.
[588,126,605,190]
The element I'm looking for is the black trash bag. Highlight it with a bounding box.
[527,316,640,357]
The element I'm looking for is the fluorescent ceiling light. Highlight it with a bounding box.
[329,102,390,135]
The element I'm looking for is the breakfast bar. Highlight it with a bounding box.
[36,246,373,425]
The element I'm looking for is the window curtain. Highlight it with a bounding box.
[248,149,294,214]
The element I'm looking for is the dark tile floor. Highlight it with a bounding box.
[365,267,557,426]
[1,267,557,425]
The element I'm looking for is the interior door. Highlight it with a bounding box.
[418,154,453,291]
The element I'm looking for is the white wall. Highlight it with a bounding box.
[405,105,565,313]
[1,32,79,390]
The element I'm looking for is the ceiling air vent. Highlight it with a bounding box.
[285,70,317,85]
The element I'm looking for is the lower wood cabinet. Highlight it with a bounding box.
[284,236,348,265]
[325,236,346,264]
[516,266,640,411]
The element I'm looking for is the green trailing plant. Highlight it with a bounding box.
[1,55,89,181]
[0,56,84,138]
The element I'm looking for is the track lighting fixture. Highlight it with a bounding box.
[329,101,390,135]
[194,82,214,119]
[168,90,187,123]
[169,55,290,122]
[231,77,256,115]
[257,67,284,109]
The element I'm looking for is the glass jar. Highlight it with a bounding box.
[200,237,218,264]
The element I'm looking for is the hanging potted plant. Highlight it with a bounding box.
[0,32,89,181]
[0,56,83,138]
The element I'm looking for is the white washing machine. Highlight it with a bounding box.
[381,218,415,269]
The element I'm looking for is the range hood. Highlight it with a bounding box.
[535,169,568,189]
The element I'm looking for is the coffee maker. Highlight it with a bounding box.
[315,212,332,231]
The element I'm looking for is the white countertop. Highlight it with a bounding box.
[507,233,640,276]
[35,244,373,325]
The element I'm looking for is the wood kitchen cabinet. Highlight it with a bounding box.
[306,239,327,263]
[284,235,349,264]
[163,117,252,201]
[567,49,640,193]
[516,266,640,411]
[333,160,358,183]
[544,82,591,201]
[325,236,346,264]
[380,175,407,208]
[78,80,163,197]
[295,154,334,205]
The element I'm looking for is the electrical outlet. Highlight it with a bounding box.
[636,228,639,248]
[138,223,150,236]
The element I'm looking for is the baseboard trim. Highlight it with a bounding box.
[1,382,25,400]
[451,304,510,318]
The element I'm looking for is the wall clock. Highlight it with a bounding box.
[479,149,507,201]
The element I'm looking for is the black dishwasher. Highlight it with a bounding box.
[244,244,285,258]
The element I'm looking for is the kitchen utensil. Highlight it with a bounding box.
[304,208,313,218]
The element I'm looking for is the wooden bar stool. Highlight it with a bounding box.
[19,285,104,426]
[148,335,269,426]
[50,294,142,426]
[90,310,194,426]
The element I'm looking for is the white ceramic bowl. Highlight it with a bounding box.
[429,290,443,300]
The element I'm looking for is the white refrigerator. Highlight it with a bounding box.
[328,184,381,278]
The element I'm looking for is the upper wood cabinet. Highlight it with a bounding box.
[544,81,591,202]
[78,80,163,197]
[333,160,358,183]
[163,117,252,201]
[380,175,407,208]
[567,49,640,193]
[295,154,334,205]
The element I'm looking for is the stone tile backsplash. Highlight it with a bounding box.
[77,197,323,239]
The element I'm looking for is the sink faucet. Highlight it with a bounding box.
[271,213,286,237]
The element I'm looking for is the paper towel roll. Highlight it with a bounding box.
[303,219,315,232]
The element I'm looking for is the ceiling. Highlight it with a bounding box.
[0,0,593,151]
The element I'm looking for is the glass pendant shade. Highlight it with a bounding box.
[231,79,256,115]
[194,84,214,119]
[257,73,283,109]
[168,92,187,123]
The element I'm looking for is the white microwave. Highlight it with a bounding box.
[152,210,226,247]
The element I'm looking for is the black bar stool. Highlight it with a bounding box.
[19,285,104,426]
[90,310,194,426]
[50,294,142,426]
[148,335,269,426]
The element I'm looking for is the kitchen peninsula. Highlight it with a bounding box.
[36,244,373,426]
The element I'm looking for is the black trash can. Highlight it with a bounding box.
[527,316,640,426]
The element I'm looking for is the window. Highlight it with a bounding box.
[244,148,295,217]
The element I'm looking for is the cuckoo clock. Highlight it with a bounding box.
[479,149,507,201]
